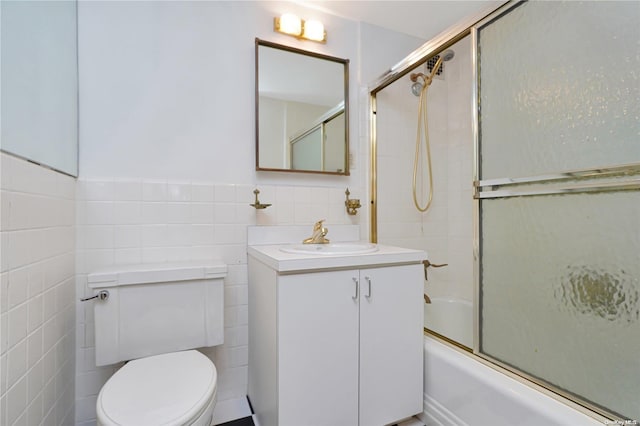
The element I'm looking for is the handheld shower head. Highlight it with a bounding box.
[411,81,423,96]
[441,49,455,62]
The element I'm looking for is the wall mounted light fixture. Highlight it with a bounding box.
[274,14,326,43]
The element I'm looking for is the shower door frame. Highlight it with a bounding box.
[368,0,636,422]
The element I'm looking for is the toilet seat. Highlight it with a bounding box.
[97,350,217,426]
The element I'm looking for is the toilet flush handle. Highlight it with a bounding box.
[80,290,109,302]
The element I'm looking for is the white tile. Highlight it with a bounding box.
[7,338,27,389]
[214,224,240,244]
[214,204,237,224]
[82,180,114,201]
[26,391,43,426]
[142,180,168,201]
[27,328,43,368]
[113,202,141,225]
[77,369,113,397]
[191,225,215,246]
[27,356,43,400]
[114,225,141,248]
[235,185,254,203]
[165,247,191,262]
[75,395,98,423]
[85,202,114,225]
[191,203,214,224]
[114,248,142,265]
[84,225,114,250]
[141,225,168,247]
[167,183,192,202]
[166,203,192,224]
[141,248,168,263]
[166,225,193,246]
[7,268,29,310]
[0,352,6,393]
[8,303,28,348]
[27,264,44,298]
[215,184,236,202]
[27,295,43,333]
[191,183,215,202]
[114,180,142,201]
[0,273,8,314]
[140,202,167,224]
[6,376,27,426]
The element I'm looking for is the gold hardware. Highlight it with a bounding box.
[250,189,272,210]
[424,293,432,304]
[345,188,361,215]
[423,259,448,280]
[303,219,330,244]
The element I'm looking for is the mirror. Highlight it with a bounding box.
[255,38,349,175]
[1,0,78,176]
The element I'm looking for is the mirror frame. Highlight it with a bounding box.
[255,38,350,175]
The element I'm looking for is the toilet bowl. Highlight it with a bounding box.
[96,351,217,426]
[87,262,227,426]
[96,350,218,426]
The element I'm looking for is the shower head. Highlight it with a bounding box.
[411,81,423,96]
[440,49,455,62]
[409,49,455,96]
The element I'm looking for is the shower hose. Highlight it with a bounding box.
[413,74,434,212]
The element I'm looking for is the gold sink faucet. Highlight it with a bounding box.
[303,220,330,244]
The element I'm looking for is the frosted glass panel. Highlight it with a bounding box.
[1,1,78,176]
[481,191,640,419]
[478,1,640,180]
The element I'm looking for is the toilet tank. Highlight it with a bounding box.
[88,261,227,366]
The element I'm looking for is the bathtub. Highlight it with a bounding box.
[419,335,602,426]
[424,298,473,348]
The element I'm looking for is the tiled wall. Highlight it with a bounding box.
[0,153,76,426]
[74,178,362,424]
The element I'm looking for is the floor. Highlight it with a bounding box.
[218,416,255,426]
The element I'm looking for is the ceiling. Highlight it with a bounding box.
[297,1,504,41]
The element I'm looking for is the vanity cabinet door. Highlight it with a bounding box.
[278,269,359,426]
[359,264,424,426]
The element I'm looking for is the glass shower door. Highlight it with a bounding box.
[476,1,640,420]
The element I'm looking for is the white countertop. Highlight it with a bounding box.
[248,243,427,273]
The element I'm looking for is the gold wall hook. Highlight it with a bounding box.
[345,188,361,215]
[250,189,272,209]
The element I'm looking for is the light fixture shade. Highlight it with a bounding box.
[276,13,302,36]
[303,19,326,42]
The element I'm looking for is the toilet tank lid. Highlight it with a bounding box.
[87,261,227,288]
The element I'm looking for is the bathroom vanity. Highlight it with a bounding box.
[248,238,426,426]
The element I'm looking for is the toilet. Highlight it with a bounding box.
[87,262,227,426]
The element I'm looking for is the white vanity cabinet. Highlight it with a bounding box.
[248,244,425,426]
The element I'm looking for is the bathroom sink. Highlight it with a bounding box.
[280,242,379,255]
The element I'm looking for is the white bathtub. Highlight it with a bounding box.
[424,298,473,348]
[419,335,602,426]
